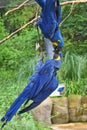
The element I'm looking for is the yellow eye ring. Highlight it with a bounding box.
[57,40,61,43]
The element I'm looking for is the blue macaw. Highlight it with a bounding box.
[35,0,64,48]
[1,53,62,129]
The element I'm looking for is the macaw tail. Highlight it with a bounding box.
[1,82,35,128]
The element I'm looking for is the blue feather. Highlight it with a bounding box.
[57,87,64,92]
[35,0,64,47]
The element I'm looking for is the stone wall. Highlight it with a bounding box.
[51,97,69,124]
[31,95,87,125]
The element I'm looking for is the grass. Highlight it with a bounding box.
[57,51,87,96]
[59,51,87,81]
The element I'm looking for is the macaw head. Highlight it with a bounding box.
[51,29,64,48]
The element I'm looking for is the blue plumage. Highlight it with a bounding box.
[35,0,64,48]
[1,57,62,128]
[57,87,64,92]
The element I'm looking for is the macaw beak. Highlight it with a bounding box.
[52,40,61,46]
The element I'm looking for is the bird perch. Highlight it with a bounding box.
[61,0,87,6]
[5,0,29,16]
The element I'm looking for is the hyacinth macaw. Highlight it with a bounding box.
[1,52,62,129]
[35,0,64,48]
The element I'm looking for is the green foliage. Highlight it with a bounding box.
[16,55,39,83]
[0,16,8,39]
[58,52,87,96]
[0,28,38,70]
[61,4,87,42]
[64,79,87,96]
[0,112,50,130]
[62,40,87,55]
[59,51,87,81]
[3,4,38,33]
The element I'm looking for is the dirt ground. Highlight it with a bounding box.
[51,123,87,130]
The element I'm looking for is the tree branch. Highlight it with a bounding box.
[5,0,29,16]
[0,2,36,9]
[61,0,87,6]
[60,2,75,26]
[0,17,37,44]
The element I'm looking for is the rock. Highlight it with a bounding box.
[68,95,82,122]
[80,96,87,122]
[31,98,52,126]
[31,95,87,126]
[51,97,69,124]
[51,123,87,130]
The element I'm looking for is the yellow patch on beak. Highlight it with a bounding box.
[52,42,58,46]
[55,55,61,60]
[52,40,61,46]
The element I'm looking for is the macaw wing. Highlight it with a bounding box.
[18,59,60,114]
[18,71,58,114]
[30,59,55,96]
[23,59,56,107]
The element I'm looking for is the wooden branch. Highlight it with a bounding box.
[61,0,87,6]
[0,17,37,44]
[5,0,29,16]
[0,2,36,9]
[60,1,75,26]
